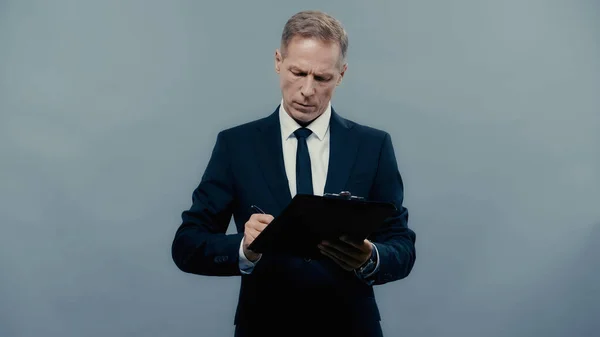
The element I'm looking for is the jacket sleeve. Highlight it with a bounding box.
[171,131,244,276]
[364,132,416,285]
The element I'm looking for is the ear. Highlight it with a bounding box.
[337,63,348,85]
[275,49,283,74]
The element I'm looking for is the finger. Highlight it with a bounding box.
[251,213,274,224]
[246,218,269,231]
[247,228,261,238]
[339,236,371,252]
[320,249,354,271]
[319,243,363,267]
[320,240,363,261]
[243,228,261,243]
[249,221,268,231]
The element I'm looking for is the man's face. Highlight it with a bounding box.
[275,36,346,124]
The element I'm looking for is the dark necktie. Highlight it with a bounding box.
[293,128,313,195]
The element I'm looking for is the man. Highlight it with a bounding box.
[171,10,416,337]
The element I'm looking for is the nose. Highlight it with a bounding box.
[300,77,316,97]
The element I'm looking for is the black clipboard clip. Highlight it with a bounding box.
[323,190,365,201]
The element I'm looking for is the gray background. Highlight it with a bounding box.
[1,0,599,336]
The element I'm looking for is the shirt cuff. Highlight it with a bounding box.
[239,238,261,274]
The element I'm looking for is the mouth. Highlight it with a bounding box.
[294,101,314,109]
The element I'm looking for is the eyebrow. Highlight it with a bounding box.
[289,66,333,78]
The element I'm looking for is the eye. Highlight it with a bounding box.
[315,76,332,82]
[291,70,306,77]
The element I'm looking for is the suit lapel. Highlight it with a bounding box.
[254,106,359,208]
[255,108,292,210]
[324,109,359,195]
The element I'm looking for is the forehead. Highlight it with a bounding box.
[283,36,341,72]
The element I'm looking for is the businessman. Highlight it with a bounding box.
[171,10,416,337]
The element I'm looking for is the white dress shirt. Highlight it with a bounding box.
[280,101,331,197]
[238,100,379,278]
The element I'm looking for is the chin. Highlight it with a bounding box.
[291,110,318,122]
[284,101,320,122]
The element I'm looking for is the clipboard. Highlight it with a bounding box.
[247,191,397,259]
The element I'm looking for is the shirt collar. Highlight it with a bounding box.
[279,99,331,141]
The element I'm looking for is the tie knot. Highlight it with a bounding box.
[294,128,313,140]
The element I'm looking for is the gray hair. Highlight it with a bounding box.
[280,10,348,66]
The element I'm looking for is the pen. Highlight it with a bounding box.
[250,205,266,214]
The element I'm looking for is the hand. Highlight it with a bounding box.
[242,213,274,262]
[318,236,373,271]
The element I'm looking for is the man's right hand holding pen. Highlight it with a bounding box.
[242,205,273,262]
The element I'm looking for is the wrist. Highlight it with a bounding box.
[357,242,376,272]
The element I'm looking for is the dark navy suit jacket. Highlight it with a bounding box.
[171,106,416,334]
